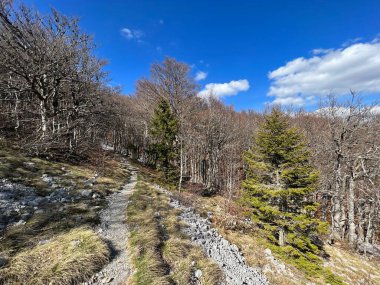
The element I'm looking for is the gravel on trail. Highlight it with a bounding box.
[82,166,137,285]
[154,185,269,285]
[82,165,268,285]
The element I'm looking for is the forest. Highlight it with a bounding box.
[0,1,379,284]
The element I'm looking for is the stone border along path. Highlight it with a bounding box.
[154,184,269,285]
[82,164,137,285]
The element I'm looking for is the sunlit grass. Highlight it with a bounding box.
[126,179,222,285]
[0,227,109,285]
[0,146,130,284]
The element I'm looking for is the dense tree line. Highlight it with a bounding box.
[0,1,379,256]
[0,2,111,158]
[104,57,379,254]
[294,98,380,251]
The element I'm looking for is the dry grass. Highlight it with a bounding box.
[0,227,109,285]
[126,182,174,285]
[0,202,100,255]
[325,244,380,285]
[178,191,305,284]
[131,161,177,191]
[126,179,223,285]
[0,146,129,195]
[163,238,222,285]
[0,146,131,284]
[168,189,380,285]
[217,229,305,285]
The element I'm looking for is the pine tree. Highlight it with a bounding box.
[242,109,326,256]
[149,98,179,180]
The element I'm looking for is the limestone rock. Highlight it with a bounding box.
[195,269,203,279]
[155,184,269,285]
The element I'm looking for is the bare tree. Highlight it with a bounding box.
[0,4,107,157]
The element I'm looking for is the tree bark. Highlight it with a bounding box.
[279,227,285,246]
[331,153,343,239]
[178,138,183,191]
[347,172,357,244]
[40,100,47,138]
[365,204,375,244]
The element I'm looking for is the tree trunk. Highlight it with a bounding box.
[340,204,347,240]
[275,169,280,186]
[279,227,285,246]
[357,203,365,244]
[331,156,343,240]
[178,139,183,191]
[331,195,342,239]
[14,91,19,130]
[347,172,357,244]
[40,100,47,138]
[365,204,375,244]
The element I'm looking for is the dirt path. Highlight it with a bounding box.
[83,165,267,285]
[83,165,137,285]
[154,184,269,285]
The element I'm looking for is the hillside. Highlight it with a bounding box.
[0,145,379,284]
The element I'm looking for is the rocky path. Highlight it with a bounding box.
[83,166,137,285]
[154,185,269,285]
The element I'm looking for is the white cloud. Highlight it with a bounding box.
[195,71,208,81]
[121,28,144,40]
[342,37,362,47]
[268,41,380,106]
[121,28,133,39]
[198,79,250,99]
[272,96,305,106]
[311,48,333,55]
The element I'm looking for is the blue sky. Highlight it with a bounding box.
[24,0,380,111]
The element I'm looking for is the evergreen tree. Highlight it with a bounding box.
[242,109,326,256]
[149,98,179,180]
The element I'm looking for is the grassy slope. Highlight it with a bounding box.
[135,163,380,285]
[171,191,380,285]
[1,146,377,285]
[0,143,130,284]
[0,227,109,284]
[126,178,222,285]
[325,244,380,285]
